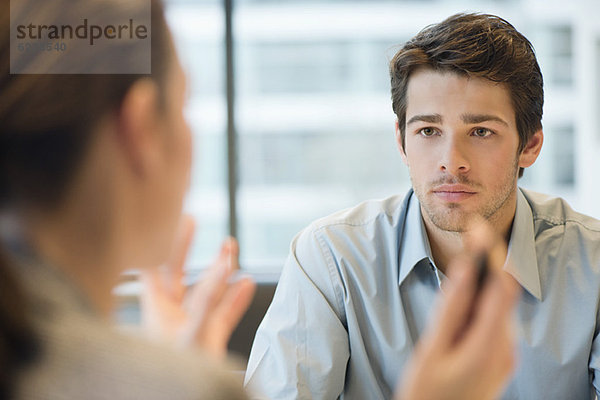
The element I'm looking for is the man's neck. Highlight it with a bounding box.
[423,226,464,274]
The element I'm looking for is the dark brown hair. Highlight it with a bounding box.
[390,13,544,177]
[0,0,172,396]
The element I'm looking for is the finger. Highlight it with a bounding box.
[433,220,511,350]
[185,238,237,321]
[457,273,519,396]
[457,271,519,360]
[453,219,512,334]
[457,223,519,352]
[139,268,164,325]
[140,267,162,300]
[226,237,240,271]
[207,276,256,349]
[425,255,477,350]
[463,221,503,261]
[203,237,236,281]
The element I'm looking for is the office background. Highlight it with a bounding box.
[164,0,600,273]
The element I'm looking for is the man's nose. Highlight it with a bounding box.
[438,136,470,174]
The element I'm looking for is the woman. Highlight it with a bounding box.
[0,0,519,398]
[1,0,255,397]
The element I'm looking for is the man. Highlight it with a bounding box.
[244,13,600,399]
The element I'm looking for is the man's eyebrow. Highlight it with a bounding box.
[406,114,442,125]
[461,113,509,127]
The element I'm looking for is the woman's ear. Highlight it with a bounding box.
[518,129,544,169]
[116,79,161,177]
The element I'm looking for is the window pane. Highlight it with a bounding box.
[553,125,575,186]
[549,26,573,86]
[165,1,228,269]
[235,3,409,271]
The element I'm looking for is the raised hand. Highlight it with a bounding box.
[141,215,256,358]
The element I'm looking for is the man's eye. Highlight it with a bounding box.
[419,127,437,137]
[473,128,493,137]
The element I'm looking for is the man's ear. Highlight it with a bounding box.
[395,119,408,165]
[115,79,162,177]
[518,129,544,169]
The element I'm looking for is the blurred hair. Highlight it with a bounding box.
[0,0,172,396]
[389,13,544,178]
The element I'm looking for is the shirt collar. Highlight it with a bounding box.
[397,188,542,300]
[504,188,542,300]
[398,190,434,285]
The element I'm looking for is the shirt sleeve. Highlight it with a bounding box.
[244,226,349,400]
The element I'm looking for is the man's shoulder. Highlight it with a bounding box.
[306,191,410,235]
[289,191,411,261]
[521,188,600,235]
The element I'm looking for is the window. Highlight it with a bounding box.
[552,125,575,186]
[548,26,573,86]
[165,1,228,267]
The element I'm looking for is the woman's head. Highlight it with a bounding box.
[1,1,191,392]
[0,0,192,268]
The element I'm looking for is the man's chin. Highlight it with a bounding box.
[426,208,473,233]
[431,221,467,233]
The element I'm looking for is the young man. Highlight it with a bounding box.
[244,13,600,399]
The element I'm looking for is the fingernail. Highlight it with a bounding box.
[221,240,231,254]
[454,266,472,289]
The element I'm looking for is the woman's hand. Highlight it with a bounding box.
[141,215,256,358]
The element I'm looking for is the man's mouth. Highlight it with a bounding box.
[431,184,477,202]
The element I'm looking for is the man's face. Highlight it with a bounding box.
[398,68,525,233]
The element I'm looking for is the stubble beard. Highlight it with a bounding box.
[411,158,520,233]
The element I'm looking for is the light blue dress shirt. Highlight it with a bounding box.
[245,188,600,399]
